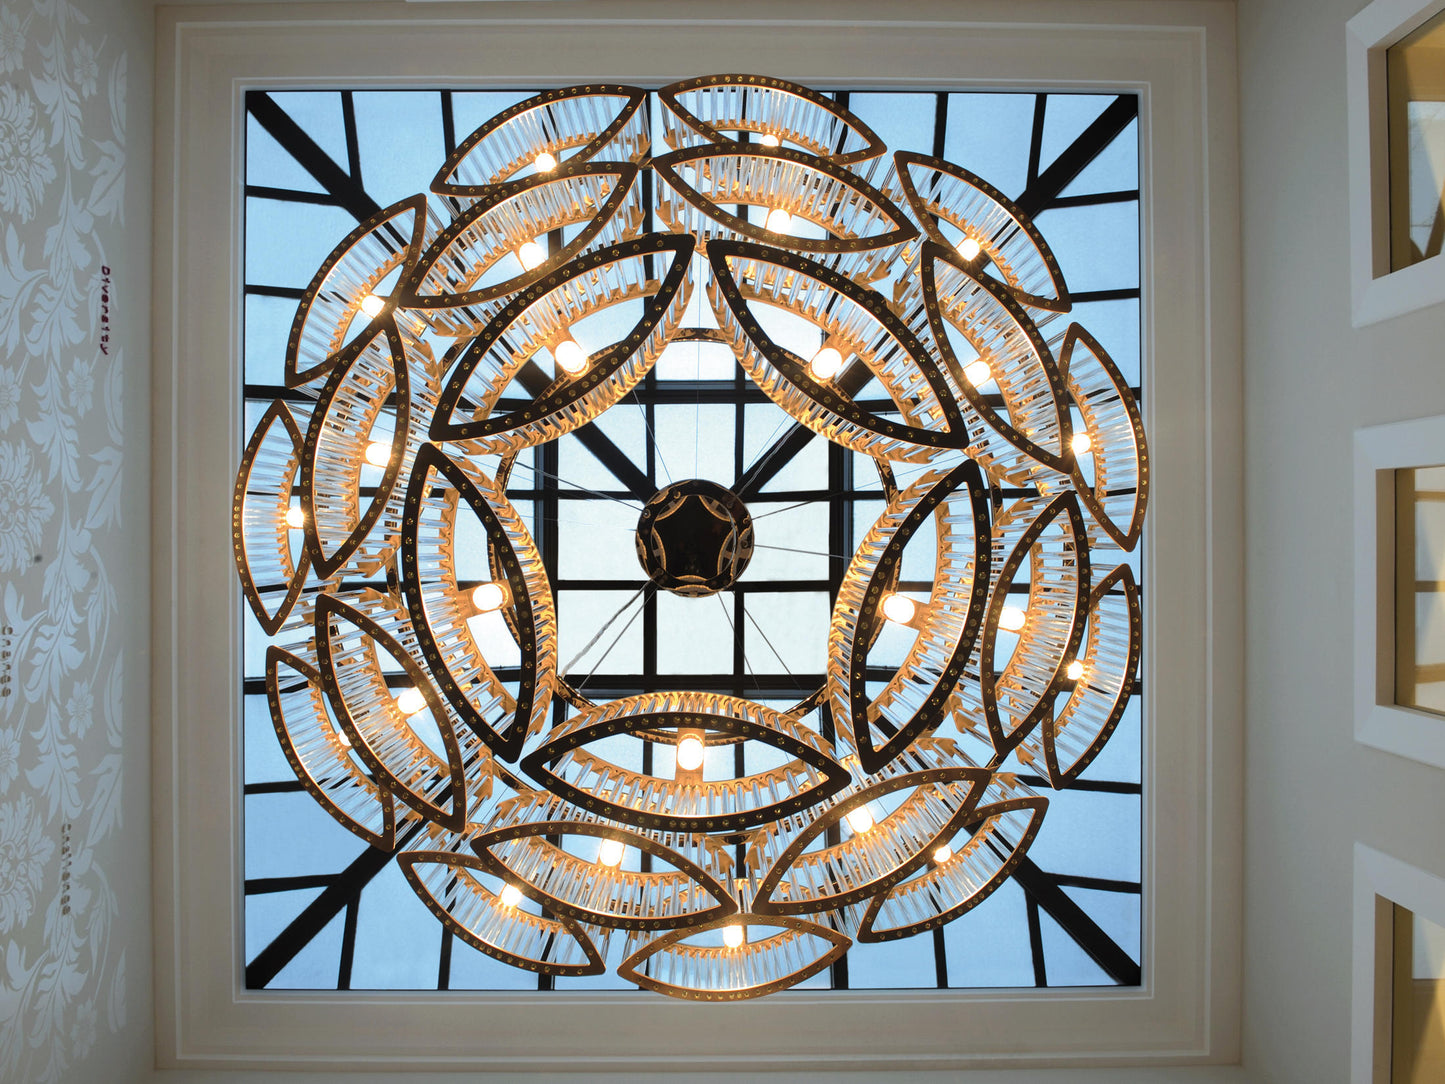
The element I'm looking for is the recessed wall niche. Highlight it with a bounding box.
[1394,466,1445,715]
[1387,7,1445,272]
[1354,415,1445,767]
[1348,0,1445,323]
[1353,846,1445,1084]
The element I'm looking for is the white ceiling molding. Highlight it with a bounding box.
[151,0,1243,1072]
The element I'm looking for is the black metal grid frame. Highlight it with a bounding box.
[240,85,1144,994]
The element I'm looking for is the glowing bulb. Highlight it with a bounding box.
[534,151,557,172]
[395,686,426,716]
[999,606,1027,632]
[933,843,954,865]
[499,883,523,908]
[597,838,626,867]
[676,736,705,772]
[765,207,792,233]
[363,440,391,467]
[284,506,306,529]
[472,581,506,613]
[359,293,385,317]
[963,359,992,387]
[808,346,844,381]
[845,805,875,834]
[1066,659,1085,681]
[723,924,745,949]
[554,338,589,375]
[759,132,781,147]
[956,236,982,261]
[517,241,547,270]
[335,729,352,749]
[1071,432,1093,455]
[881,593,916,625]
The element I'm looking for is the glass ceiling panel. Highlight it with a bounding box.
[240,85,1143,995]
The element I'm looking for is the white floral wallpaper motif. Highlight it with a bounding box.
[0,0,126,1080]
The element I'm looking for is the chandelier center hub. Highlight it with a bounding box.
[635,479,755,597]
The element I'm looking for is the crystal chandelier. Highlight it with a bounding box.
[233,76,1147,1001]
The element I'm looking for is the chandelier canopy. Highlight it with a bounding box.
[234,75,1147,1001]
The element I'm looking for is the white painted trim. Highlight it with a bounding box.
[152,0,1243,1072]
[1351,845,1445,1084]
[1347,0,1445,327]
[1354,414,1445,768]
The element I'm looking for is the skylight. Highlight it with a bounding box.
[239,85,1143,994]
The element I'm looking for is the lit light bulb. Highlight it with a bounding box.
[534,151,557,172]
[999,606,1027,632]
[845,805,875,834]
[284,506,306,529]
[363,440,392,467]
[881,593,916,625]
[765,207,792,233]
[676,736,705,772]
[472,581,506,613]
[359,293,385,317]
[759,132,781,148]
[335,729,352,750]
[956,236,982,261]
[499,883,523,908]
[1071,432,1093,455]
[962,359,992,387]
[808,346,844,381]
[722,923,745,949]
[597,838,625,867]
[1066,659,1085,681]
[517,240,547,270]
[554,338,589,375]
[395,686,427,716]
[933,843,954,865]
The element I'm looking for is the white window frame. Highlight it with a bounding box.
[1351,844,1445,1083]
[1347,0,1445,326]
[1354,413,1445,768]
[151,2,1243,1072]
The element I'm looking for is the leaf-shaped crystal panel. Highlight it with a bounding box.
[1061,323,1150,551]
[1015,564,1141,786]
[285,194,438,387]
[894,152,1070,312]
[748,740,990,915]
[471,791,736,931]
[618,915,849,1001]
[917,243,1074,479]
[295,319,407,578]
[430,234,693,454]
[403,164,643,335]
[952,494,1090,758]
[657,75,885,166]
[858,775,1047,940]
[433,84,649,197]
[520,691,848,833]
[708,241,967,463]
[830,462,991,773]
[266,646,396,849]
[653,146,915,284]
[314,594,485,832]
[295,318,443,580]
[399,445,556,763]
[400,849,606,974]
[233,400,309,635]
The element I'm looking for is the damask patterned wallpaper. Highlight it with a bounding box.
[0,0,130,1080]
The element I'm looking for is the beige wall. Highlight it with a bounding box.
[1239,0,1445,1081]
